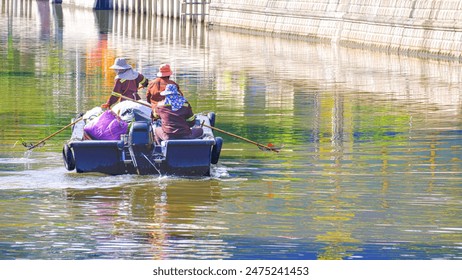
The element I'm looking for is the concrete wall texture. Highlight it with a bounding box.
[208,0,462,60]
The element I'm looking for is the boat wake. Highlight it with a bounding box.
[0,153,232,190]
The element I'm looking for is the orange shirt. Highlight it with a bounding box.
[146,77,183,109]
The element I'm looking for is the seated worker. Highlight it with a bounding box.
[146,63,184,110]
[102,57,148,109]
[153,84,203,144]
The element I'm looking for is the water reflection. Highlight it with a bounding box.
[60,180,228,259]
[0,1,461,260]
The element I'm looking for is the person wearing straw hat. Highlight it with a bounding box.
[101,57,149,109]
[153,84,202,144]
[146,63,184,110]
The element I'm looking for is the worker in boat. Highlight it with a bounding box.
[101,57,149,109]
[153,84,203,144]
[146,63,184,110]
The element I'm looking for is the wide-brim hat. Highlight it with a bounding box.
[109,58,133,70]
[157,63,173,77]
[160,84,179,96]
[116,69,139,80]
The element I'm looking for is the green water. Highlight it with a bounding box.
[0,2,461,260]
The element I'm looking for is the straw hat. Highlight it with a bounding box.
[157,63,173,77]
[109,58,132,70]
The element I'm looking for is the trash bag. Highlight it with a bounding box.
[112,101,152,122]
[82,107,103,121]
[83,110,128,140]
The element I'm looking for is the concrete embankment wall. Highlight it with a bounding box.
[57,0,209,21]
[209,0,462,60]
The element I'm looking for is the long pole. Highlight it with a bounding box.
[200,122,279,153]
[25,116,83,150]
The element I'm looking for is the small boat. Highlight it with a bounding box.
[62,109,223,177]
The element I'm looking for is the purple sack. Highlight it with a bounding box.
[84,110,128,140]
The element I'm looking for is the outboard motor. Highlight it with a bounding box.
[129,121,154,174]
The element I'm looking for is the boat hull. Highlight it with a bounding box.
[63,113,222,177]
